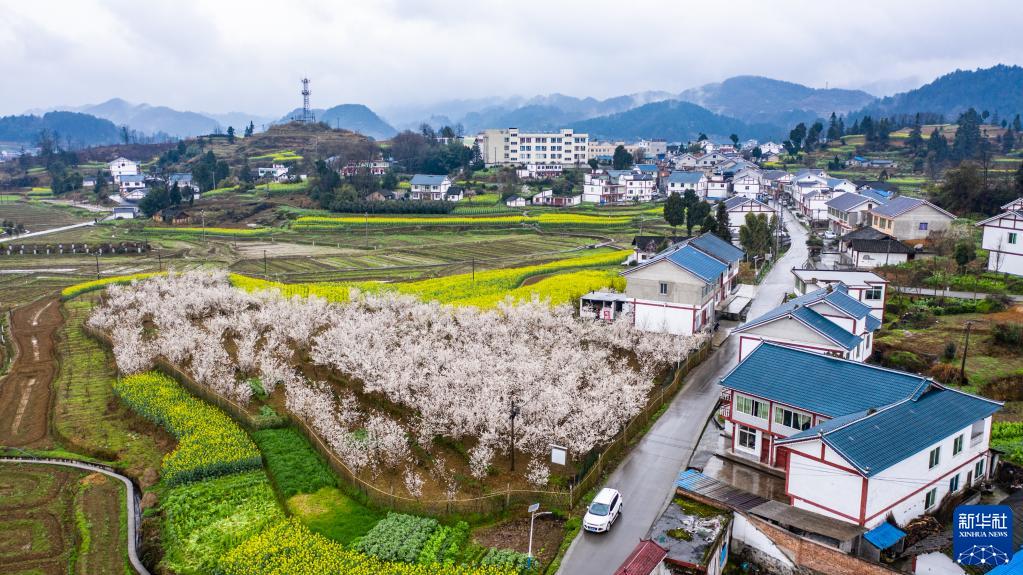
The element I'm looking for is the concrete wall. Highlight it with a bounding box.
[890,204,953,241]
[982,218,1023,276]
[786,441,865,523]
[625,260,712,306]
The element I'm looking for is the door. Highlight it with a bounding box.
[760,436,771,464]
[774,446,789,470]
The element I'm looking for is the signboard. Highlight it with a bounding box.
[954,504,1013,568]
[550,444,567,466]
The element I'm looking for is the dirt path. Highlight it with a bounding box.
[0,296,62,447]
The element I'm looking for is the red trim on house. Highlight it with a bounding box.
[632,300,698,311]
[863,452,988,523]
[725,389,829,421]
[859,477,869,524]
[788,446,862,475]
[789,494,861,523]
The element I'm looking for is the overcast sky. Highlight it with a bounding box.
[2,0,1021,117]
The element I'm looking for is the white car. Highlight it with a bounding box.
[822,230,837,240]
[583,487,623,533]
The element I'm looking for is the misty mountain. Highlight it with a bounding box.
[202,111,276,132]
[278,104,397,140]
[0,111,120,147]
[568,100,779,142]
[853,65,1023,121]
[65,98,220,138]
[678,76,875,127]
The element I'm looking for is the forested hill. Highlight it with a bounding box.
[855,65,1023,121]
[0,111,121,147]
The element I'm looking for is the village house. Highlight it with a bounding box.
[672,153,699,170]
[531,189,581,207]
[108,157,139,183]
[257,164,290,182]
[838,227,916,269]
[665,171,708,199]
[730,171,765,199]
[515,163,563,180]
[408,174,452,201]
[620,233,744,335]
[706,174,729,202]
[582,171,625,204]
[112,205,139,219]
[621,171,657,202]
[340,160,391,176]
[722,196,774,238]
[629,235,686,264]
[720,343,1000,528]
[869,196,955,242]
[976,198,1023,276]
[791,268,888,319]
[504,195,527,208]
[825,190,888,236]
[613,540,670,575]
[697,152,731,168]
[153,207,191,225]
[731,283,880,363]
[118,173,146,195]
[444,187,465,202]
[846,156,899,169]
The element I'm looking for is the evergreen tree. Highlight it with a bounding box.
[953,108,983,160]
[1014,114,1022,132]
[788,123,807,153]
[906,123,924,151]
[226,126,235,143]
[612,145,634,170]
[730,134,739,148]
[686,199,710,236]
[827,112,840,141]
[739,213,771,259]
[1002,129,1016,154]
[244,121,255,137]
[663,191,685,230]
[714,202,732,242]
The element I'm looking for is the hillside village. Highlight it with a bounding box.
[3,15,1023,575]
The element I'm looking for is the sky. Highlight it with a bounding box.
[1,0,1022,118]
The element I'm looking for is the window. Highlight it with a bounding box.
[949,473,960,493]
[919,222,929,231]
[865,286,883,300]
[738,425,757,450]
[953,434,964,456]
[928,446,941,469]
[775,407,812,430]
[659,282,668,295]
[976,459,985,479]
[971,420,985,446]
[1010,232,1018,245]
[735,396,769,419]
[925,488,937,509]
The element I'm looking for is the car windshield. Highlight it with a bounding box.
[589,502,611,516]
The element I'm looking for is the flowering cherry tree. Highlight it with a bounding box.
[90,271,706,493]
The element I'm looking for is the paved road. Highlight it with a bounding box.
[557,208,809,575]
[0,456,151,575]
[7,221,95,241]
[892,285,1023,303]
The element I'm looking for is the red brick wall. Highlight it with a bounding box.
[747,516,900,575]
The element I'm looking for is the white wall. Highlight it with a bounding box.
[633,300,699,335]
[981,221,1023,276]
[786,441,864,523]
[731,513,798,569]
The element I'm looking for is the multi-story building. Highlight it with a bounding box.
[478,128,589,166]
[869,197,956,242]
[408,174,452,200]
[977,197,1023,276]
[108,157,139,183]
[665,171,708,199]
[721,343,1000,528]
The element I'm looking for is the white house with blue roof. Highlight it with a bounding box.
[621,233,744,335]
[723,196,774,239]
[409,174,452,201]
[720,343,1000,528]
[732,283,880,363]
[826,191,888,236]
[665,171,708,199]
[869,196,955,242]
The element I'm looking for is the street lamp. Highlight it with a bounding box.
[527,503,552,569]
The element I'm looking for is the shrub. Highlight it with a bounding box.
[885,350,926,373]
[929,362,963,385]
[992,323,1023,347]
[113,372,261,484]
[252,428,336,498]
[355,512,440,563]
[942,341,957,361]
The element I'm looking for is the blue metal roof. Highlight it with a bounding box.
[410,174,449,186]
[720,343,930,417]
[857,188,891,203]
[826,192,871,212]
[666,245,728,283]
[863,523,906,550]
[780,385,1001,476]
[824,287,873,320]
[871,196,925,217]
[667,171,705,184]
[790,306,862,350]
[636,164,658,172]
[690,232,744,264]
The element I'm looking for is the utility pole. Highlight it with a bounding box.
[157,250,162,271]
[365,212,369,249]
[201,210,206,243]
[960,321,973,383]
[263,249,268,278]
[509,399,520,471]
[94,252,100,278]
[471,257,476,284]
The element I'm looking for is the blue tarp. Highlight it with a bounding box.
[864,522,906,550]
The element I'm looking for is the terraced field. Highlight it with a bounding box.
[0,202,93,233]
[0,463,127,575]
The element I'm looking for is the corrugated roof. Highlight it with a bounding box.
[667,171,705,184]
[863,522,906,550]
[736,286,871,349]
[749,500,866,542]
[690,232,744,264]
[675,469,768,511]
[791,306,863,349]
[780,385,1001,476]
[410,174,449,185]
[614,540,668,575]
[666,245,728,283]
[720,343,929,417]
[826,192,871,212]
[850,238,915,254]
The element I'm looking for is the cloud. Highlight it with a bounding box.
[0,0,1021,117]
